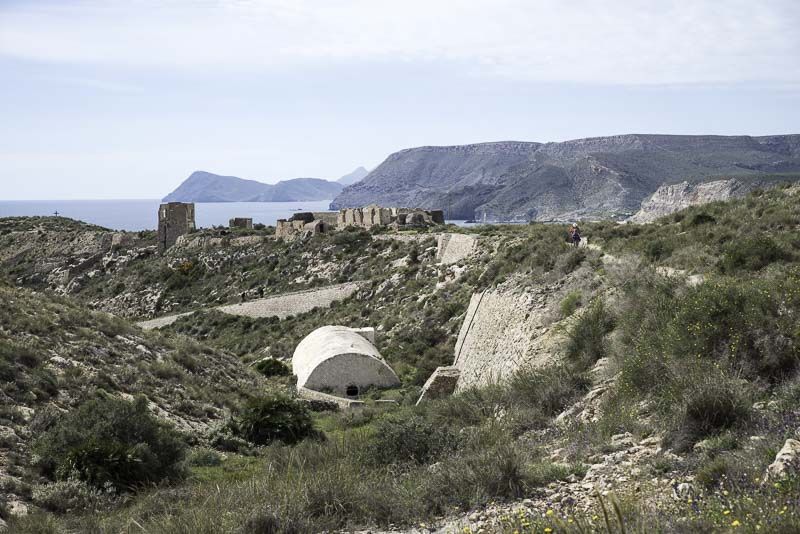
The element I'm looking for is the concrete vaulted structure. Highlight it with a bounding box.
[292,326,400,398]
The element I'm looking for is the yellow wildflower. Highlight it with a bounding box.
[723,510,731,515]
[546,509,554,517]
[544,529,552,533]
[731,520,741,527]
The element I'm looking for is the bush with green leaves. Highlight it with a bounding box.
[508,363,591,417]
[186,447,224,467]
[253,358,291,378]
[33,395,187,492]
[559,290,582,318]
[230,394,316,446]
[366,414,458,465]
[564,298,615,371]
[719,236,788,273]
[32,479,111,513]
[611,270,799,446]
[644,239,673,262]
[676,375,751,447]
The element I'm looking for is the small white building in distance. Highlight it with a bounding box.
[292,326,400,398]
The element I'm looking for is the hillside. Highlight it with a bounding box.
[4,187,800,532]
[330,134,800,221]
[0,279,265,518]
[337,166,369,185]
[163,170,343,202]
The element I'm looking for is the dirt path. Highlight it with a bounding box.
[136,282,362,330]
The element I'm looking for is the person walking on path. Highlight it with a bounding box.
[568,223,581,247]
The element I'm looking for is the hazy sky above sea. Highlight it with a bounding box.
[1,0,799,200]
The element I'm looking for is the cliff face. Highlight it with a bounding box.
[330,134,800,221]
[629,175,800,223]
[628,179,751,223]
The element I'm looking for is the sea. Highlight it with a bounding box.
[0,199,335,231]
[0,199,474,231]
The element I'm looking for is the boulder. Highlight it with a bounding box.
[765,439,800,482]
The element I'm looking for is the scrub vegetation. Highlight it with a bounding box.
[4,185,800,532]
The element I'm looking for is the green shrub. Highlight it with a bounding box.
[687,212,716,226]
[559,290,582,318]
[366,415,458,465]
[508,364,590,417]
[564,298,615,371]
[32,479,109,513]
[231,394,316,446]
[331,227,371,251]
[239,509,307,534]
[33,396,186,491]
[669,278,799,380]
[254,358,291,378]
[695,456,730,489]
[186,447,224,467]
[558,248,586,274]
[719,236,787,272]
[421,440,547,512]
[644,239,672,262]
[681,379,750,441]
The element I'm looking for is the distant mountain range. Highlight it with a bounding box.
[337,166,370,185]
[330,134,800,221]
[163,167,368,203]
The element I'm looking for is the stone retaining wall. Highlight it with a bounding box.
[437,233,478,264]
[297,387,365,410]
[137,282,361,330]
[453,281,570,391]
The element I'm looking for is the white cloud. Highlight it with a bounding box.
[0,0,798,84]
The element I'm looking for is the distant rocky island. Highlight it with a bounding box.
[331,134,800,221]
[163,167,368,202]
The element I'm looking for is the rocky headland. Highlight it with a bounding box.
[331,134,800,221]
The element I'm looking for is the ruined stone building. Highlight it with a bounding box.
[229,217,253,229]
[292,325,400,398]
[337,206,445,229]
[275,212,337,239]
[276,206,445,240]
[158,202,195,253]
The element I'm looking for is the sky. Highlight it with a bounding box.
[1,0,799,200]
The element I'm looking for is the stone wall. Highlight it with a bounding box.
[336,205,444,229]
[453,281,571,391]
[297,387,365,410]
[437,233,478,264]
[158,202,195,253]
[416,366,460,405]
[313,212,339,226]
[137,282,362,329]
[229,217,253,229]
[173,234,266,250]
[275,213,331,240]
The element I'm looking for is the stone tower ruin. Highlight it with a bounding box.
[158,202,195,253]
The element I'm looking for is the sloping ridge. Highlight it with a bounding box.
[330,134,800,221]
[164,171,343,202]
